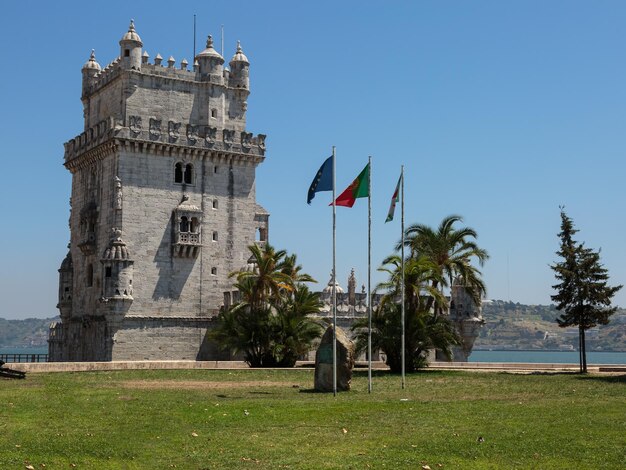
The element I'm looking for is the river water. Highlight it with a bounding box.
[470,350,626,365]
[2,347,625,365]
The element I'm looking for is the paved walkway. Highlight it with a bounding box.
[6,360,624,373]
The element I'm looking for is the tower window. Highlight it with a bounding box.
[212,199,218,209]
[180,216,189,233]
[191,217,199,233]
[214,166,218,174]
[124,49,130,57]
[174,162,183,183]
[211,108,217,118]
[175,162,194,185]
[105,267,112,278]
[211,267,217,275]
[184,164,193,184]
[212,231,218,241]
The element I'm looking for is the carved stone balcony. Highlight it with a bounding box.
[78,232,97,255]
[173,231,201,258]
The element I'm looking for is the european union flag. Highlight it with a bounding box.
[307,156,333,204]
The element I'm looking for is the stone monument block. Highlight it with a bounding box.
[314,326,355,392]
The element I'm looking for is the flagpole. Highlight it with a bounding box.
[367,156,372,394]
[400,165,406,390]
[332,146,337,397]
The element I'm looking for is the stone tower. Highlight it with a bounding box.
[49,21,268,361]
[448,276,485,361]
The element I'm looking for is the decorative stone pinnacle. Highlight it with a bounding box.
[129,19,135,32]
[90,49,96,60]
[237,40,242,53]
[207,35,214,48]
[111,227,123,241]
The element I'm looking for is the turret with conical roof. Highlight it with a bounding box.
[119,19,142,71]
[81,49,101,96]
[229,41,250,90]
[195,35,224,81]
[100,228,134,301]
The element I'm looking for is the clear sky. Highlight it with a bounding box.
[0,0,624,320]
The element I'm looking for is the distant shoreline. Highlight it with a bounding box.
[474,347,626,353]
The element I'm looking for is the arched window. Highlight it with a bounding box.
[190,217,199,233]
[184,164,193,184]
[174,162,183,183]
[180,216,189,233]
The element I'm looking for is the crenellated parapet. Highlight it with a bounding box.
[63,116,266,172]
[81,24,251,108]
[64,118,115,165]
[117,116,266,154]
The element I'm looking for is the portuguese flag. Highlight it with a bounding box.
[333,163,370,207]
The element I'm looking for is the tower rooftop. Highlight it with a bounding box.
[82,50,101,71]
[196,35,223,61]
[230,41,249,65]
[120,19,142,44]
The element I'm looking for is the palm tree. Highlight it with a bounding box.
[376,254,447,315]
[280,253,317,285]
[403,215,488,313]
[352,301,459,373]
[211,244,323,367]
[273,285,324,366]
[356,252,459,372]
[231,243,293,309]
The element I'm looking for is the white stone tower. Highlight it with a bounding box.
[49,21,268,361]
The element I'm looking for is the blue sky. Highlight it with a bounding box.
[1,0,624,320]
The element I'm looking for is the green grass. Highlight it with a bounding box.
[1,369,624,469]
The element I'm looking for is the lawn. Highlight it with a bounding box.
[1,369,624,469]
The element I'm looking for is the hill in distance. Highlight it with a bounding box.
[477,300,626,352]
[1,302,624,351]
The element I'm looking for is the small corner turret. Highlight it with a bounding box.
[195,35,224,81]
[119,19,143,71]
[100,228,134,302]
[229,41,250,90]
[81,50,101,96]
[57,247,73,320]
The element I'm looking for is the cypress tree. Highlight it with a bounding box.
[551,209,622,373]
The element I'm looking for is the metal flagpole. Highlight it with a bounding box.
[193,15,197,60]
[401,165,406,389]
[367,156,372,394]
[332,146,337,397]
